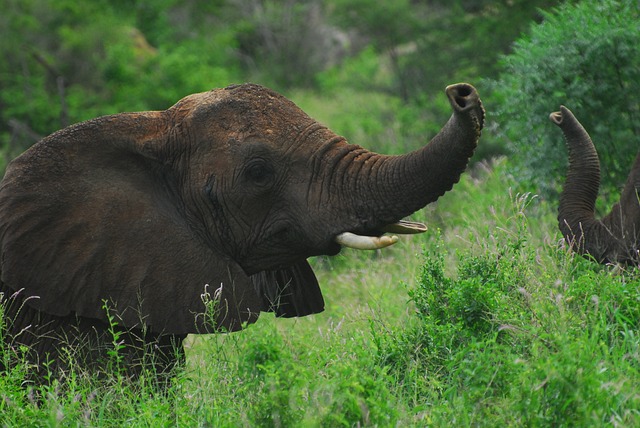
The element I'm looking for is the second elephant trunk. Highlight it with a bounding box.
[552,106,640,263]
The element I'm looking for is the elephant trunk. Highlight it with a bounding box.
[380,84,484,218]
[332,83,484,245]
[552,106,601,242]
[551,106,639,263]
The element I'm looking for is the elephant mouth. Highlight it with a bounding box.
[334,220,427,250]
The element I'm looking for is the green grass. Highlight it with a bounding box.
[1,157,639,427]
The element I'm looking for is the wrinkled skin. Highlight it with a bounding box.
[0,83,484,382]
[551,106,640,264]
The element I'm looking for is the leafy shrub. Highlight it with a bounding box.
[371,181,640,426]
[203,321,401,427]
[393,234,532,376]
[489,0,640,198]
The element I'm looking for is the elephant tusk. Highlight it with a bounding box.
[381,220,427,235]
[335,232,399,250]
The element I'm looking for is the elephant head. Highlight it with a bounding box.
[551,106,640,264]
[0,83,483,344]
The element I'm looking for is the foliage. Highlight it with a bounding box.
[489,0,640,198]
[228,0,348,89]
[329,0,426,101]
[0,0,238,170]
[371,162,640,426]
[330,0,560,103]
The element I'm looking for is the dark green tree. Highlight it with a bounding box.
[0,0,240,170]
[489,0,640,198]
[330,0,561,102]
[329,0,427,101]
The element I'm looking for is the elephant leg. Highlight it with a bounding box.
[1,282,185,386]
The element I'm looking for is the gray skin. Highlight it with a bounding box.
[551,106,640,264]
[0,83,484,382]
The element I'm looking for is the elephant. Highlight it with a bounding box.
[0,82,484,383]
[551,106,640,264]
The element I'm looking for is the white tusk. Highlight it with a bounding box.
[335,232,399,250]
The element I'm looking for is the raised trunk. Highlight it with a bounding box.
[552,106,601,242]
[335,83,484,238]
[552,106,639,263]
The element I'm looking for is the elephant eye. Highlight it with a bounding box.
[245,159,274,187]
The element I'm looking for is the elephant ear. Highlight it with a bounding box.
[0,111,263,335]
[251,262,324,318]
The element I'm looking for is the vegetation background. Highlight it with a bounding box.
[1,0,638,426]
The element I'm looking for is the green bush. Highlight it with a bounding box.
[367,172,640,425]
[374,226,640,426]
[379,228,533,386]
[489,0,640,198]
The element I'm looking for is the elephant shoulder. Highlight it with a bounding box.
[0,126,262,335]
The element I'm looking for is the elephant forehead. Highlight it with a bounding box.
[174,85,316,135]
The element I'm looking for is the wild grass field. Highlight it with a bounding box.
[1,157,638,427]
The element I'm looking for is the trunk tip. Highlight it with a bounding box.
[445,83,484,130]
[445,83,477,110]
[549,105,574,126]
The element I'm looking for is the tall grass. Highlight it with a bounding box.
[1,157,638,426]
